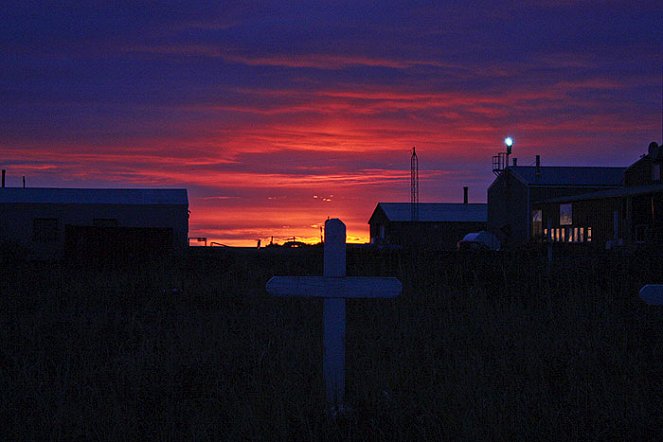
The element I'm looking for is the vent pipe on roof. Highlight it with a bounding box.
[463,186,468,205]
[2,170,5,188]
[512,158,518,166]
[22,176,25,188]
[535,155,541,176]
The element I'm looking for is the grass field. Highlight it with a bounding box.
[1,246,663,440]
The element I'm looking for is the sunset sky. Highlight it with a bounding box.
[2,1,663,245]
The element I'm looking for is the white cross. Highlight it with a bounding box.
[640,285,663,305]
[266,218,402,416]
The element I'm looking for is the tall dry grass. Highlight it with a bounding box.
[1,246,662,440]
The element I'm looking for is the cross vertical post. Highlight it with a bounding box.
[323,218,346,411]
[266,218,402,417]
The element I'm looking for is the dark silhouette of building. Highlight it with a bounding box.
[487,155,625,247]
[368,202,487,250]
[0,188,188,261]
[532,142,663,248]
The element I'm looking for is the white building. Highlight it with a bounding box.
[0,188,188,260]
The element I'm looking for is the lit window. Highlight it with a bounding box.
[587,227,592,242]
[33,218,58,242]
[560,203,572,226]
[561,228,566,242]
[579,227,585,242]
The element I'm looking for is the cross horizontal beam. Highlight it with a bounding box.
[267,276,402,299]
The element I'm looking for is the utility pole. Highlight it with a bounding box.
[411,147,419,222]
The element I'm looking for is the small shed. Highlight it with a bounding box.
[368,202,487,250]
[0,188,189,261]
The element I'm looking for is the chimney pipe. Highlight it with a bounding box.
[22,176,25,188]
[2,170,5,188]
[535,155,541,176]
[463,186,468,205]
[512,158,518,166]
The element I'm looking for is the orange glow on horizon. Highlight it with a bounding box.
[1,58,657,247]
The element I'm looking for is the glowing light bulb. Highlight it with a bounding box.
[504,137,513,147]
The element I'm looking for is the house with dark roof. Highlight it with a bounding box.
[0,187,189,261]
[368,201,487,250]
[531,142,663,247]
[487,155,625,247]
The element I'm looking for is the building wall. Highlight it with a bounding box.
[377,221,486,250]
[629,193,663,243]
[369,208,389,244]
[0,203,188,260]
[489,169,624,248]
[535,192,663,247]
[529,186,612,202]
[535,198,622,247]
[625,157,663,186]
[487,172,529,247]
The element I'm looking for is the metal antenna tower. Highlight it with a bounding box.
[411,146,419,222]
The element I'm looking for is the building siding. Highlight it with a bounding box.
[488,169,624,247]
[369,203,487,250]
[487,172,528,247]
[0,202,188,260]
[535,199,622,247]
[534,191,663,247]
[374,221,486,250]
[625,156,663,187]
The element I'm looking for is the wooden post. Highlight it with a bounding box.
[324,218,345,277]
[323,218,346,410]
[266,218,402,416]
[547,218,553,264]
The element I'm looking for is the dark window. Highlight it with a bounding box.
[33,218,58,242]
[531,209,542,238]
[652,163,661,182]
[93,218,119,227]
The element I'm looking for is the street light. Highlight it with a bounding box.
[504,136,513,155]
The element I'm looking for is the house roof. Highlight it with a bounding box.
[536,183,663,205]
[0,188,188,205]
[507,166,626,187]
[371,202,487,223]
